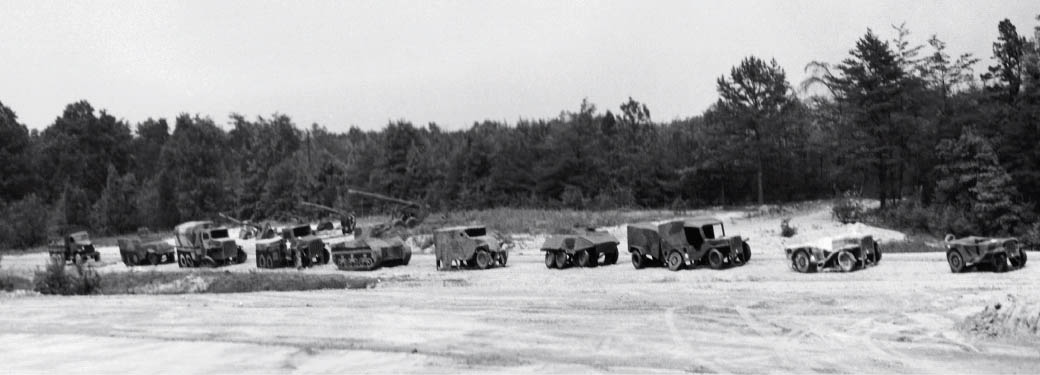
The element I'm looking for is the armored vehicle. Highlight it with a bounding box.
[48,230,100,264]
[944,234,1026,273]
[627,218,751,271]
[434,225,508,270]
[174,221,247,268]
[118,229,175,266]
[785,235,881,273]
[330,237,411,271]
[541,230,620,269]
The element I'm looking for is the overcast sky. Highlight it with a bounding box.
[2,1,1037,132]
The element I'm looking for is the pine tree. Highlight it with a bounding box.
[935,128,1022,234]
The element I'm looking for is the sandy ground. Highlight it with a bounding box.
[2,204,1039,373]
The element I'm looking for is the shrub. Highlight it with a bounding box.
[832,193,864,224]
[33,257,101,295]
[780,218,797,237]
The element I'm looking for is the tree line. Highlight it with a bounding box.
[1,17,1039,248]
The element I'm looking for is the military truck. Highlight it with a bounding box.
[944,234,1026,273]
[627,218,751,271]
[48,230,101,264]
[118,229,175,266]
[434,225,508,270]
[785,234,881,273]
[541,230,620,269]
[273,224,330,268]
[174,221,248,268]
[330,237,411,271]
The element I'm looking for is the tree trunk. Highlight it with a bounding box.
[756,165,764,205]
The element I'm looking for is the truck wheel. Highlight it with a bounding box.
[873,243,882,264]
[605,250,618,265]
[321,249,331,265]
[666,251,684,271]
[992,253,1009,273]
[793,250,814,273]
[707,249,724,269]
[237,249,248,264]
[545,252,556,268]
[947,251,965,273]
[147,253,159,266]
[1020,250,1028,268]
[93,253,101,262]
[554,251,568,269]
[128,253,140,266]
[576,250,591,267]
[587,250,599,267]
[742,243,751,264]
[837,251,856,272]
[498,252,507,266]
[475,250,492,269]
[631,253,646,269]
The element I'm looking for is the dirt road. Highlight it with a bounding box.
[2,205,1038,373]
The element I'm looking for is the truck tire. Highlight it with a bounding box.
[237,248,248,264]
[498,252,507,266]
[128,253,140,266]
[403,251,412,266]
[666,251,684,271]
[587,250,599,268]
[147,253,159,266]
[707,249,724,270]
[554,251,568,269]
[1020,250,1028,267]
[605,250,618,265]
[631,253,646,269]
[576,250,591,267]
[742,243,751,264]
[545,252,556,269]
[793,250,814,273]
[321,249,331,265]
[947,250,965,273]
[873,243,882,264]
[475,250,492,269]
[992,253,1009,273]
[837,251,856,272]
[93,253,101,262]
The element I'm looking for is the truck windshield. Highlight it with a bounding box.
[293,226,312,237]
[463,227,486,237]
[210,229,229,239]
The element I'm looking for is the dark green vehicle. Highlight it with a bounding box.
[627,218,751,271]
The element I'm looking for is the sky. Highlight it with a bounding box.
[2,1,1037,132]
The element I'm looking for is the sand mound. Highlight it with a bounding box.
[959,295,1040,340]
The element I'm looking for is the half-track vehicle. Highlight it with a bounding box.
[627,218,750,271]
[541,230,619,269]
[118,228,175,266]
[434,225,508,270]
[48,230,100,264]
[785,234,881,273]
[174,221,247,268]
[944,234,1026,273]
[330,237,411,271]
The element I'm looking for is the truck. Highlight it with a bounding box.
[541,230,620,269]
[174,221,248,268]
[627,218,751,271]
[785,234,881,273]
[265,224,330,268]
[944,234,1026,273]
[48,230,101,264]
[117,229,175,266]
[434,225,508,270]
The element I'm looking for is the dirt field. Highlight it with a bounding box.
[2,205,1038,373]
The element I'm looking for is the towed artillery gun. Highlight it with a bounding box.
[627,217,751,271]
[944,234,1026,273]
[541,229,619,269]
[785,235,881,273]
[434,225,508,270]
[48,229,101,264]
[118,228,175,266]
[174,221,248,268]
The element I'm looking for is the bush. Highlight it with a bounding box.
[0,195,51,249]
[832,193,864,224]
[780,218,797,237]
[33,257,101,295]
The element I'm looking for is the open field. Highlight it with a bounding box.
[1,204,1038,373]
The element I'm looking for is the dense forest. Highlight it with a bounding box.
[2,18,1040,248]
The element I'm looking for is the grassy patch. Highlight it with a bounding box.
[100,269,378,295]
[882,239,943,253]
